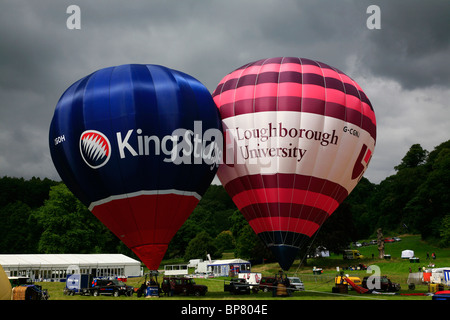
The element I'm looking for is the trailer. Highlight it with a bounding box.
[64,273,93,295]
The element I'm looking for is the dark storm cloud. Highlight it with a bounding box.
[360,0,450,89]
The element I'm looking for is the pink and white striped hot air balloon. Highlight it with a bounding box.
[212,57,376,270]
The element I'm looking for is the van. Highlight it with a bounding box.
[343,250,364,260]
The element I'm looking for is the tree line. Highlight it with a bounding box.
[0,139,448,264]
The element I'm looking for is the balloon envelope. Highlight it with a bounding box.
[213,57,376,270]
[49,64,222,270]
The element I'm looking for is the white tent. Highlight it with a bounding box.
[0,254,141,281]
[401,250,414,259]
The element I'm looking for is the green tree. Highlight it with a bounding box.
[184,231,219,261]
[35,184,118,253]
[235,225,258,259]
[234,225,274,262]
[440,215,450,248]
[0,176,57,209]
[215,230,235,252]
[229,210,248,240]
[364,144,429,234]
[394,144,428,171]
[167,218,202,258]
[0,201,35,253]
[404,142,450,241]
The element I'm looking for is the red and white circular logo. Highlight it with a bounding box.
[79,130,111,169]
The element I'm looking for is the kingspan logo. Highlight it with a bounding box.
[79,130,112,169]
[79,122,223,170]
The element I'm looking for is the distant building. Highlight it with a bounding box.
[207,259,251,277]
[164,264,189,276]
[0,254,142,281]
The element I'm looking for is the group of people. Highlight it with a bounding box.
[427,252,437,260]
[270,271,292,297]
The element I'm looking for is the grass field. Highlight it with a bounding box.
[36,235,449,301]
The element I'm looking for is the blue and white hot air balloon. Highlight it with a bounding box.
[49,64,222,270]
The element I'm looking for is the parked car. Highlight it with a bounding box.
[287,277,305,291]
[384,238,395,243]
[258,276,303,293]
[224,278,250,295]
[90,278,134,297]
[258,277,277,292]
[362,276,401,292]
[161,276,207,296]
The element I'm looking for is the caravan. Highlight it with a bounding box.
[430,268,450,285]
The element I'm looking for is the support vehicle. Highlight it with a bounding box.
[89,278,134,297]
[334,276,362,290]
[287,277,305,291]
[343,250,364,260]
[161,276,208,296]
[9,277,49,300]
[224,278,251,294]
[362,276,401,292]
[64,274,93,295]
[64,275,134,297]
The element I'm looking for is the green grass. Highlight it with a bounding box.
[36,235,449,300]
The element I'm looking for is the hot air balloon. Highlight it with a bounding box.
[212,57,376,270]
[49,64,222,270]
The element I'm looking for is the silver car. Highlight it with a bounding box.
[287,277,305,291]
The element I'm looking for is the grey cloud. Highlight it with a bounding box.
[360,0,450,89]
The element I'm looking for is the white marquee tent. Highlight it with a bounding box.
[401,250,414,259]
[0,254,142,281]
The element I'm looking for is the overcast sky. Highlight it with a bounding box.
[0,0,449,184]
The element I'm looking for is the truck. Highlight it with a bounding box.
[238,272,261,291]
[343,250,364,260]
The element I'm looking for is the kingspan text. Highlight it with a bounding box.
[116,121,222,170]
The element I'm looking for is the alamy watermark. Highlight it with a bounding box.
[67,5,381,30]
[66,5,81,30]
[365,264,382,290]
[367,5,381,30]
